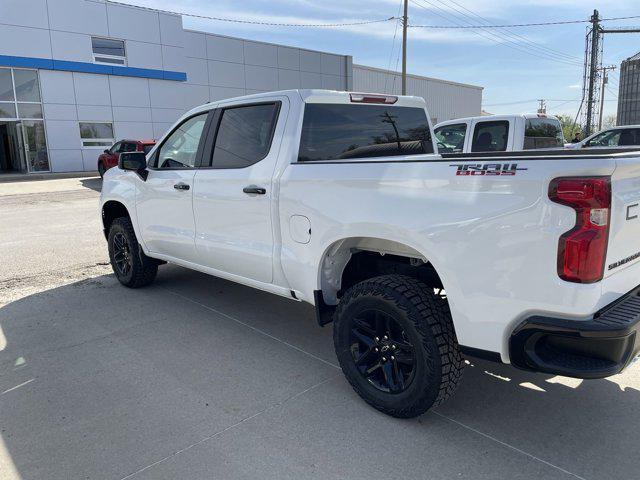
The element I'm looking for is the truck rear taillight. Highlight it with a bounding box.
[549,176,611,283]
[349,93,398,104]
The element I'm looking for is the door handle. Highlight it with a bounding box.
[243,185,266,195]
[174,182,190,191]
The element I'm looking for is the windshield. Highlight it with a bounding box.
[523,117,564,149]
[434,123,466,153]
[585,128,640,147]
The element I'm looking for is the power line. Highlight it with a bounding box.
[409,0,582,67]
[606,86,618,98]
[437,0,582,63]
[547,99,581,110]
[483,98,612,107]
[409,14,640,29]
[385,0,404,93]
[108,0,640,32]
[107,0,396,27]
[410,0,581,67]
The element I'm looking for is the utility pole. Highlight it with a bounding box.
[598,65,616,130]
[579,12,640,133]
[585,9,601,136]
[537,99,546,114]
[401,0,408,95]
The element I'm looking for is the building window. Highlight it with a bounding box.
[0,68,43,120]
[92,37,126,66]
[80,122,115,148]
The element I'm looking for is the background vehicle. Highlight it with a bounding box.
[101,90,640,418]
[97,139,155,178]
[566,125,640,150]
[434,113,565,153]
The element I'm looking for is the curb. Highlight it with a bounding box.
[0,171,100,183]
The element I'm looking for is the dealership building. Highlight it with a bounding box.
[0,0,482,174]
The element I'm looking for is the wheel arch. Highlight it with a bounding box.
[316,236,449,307]
[101,200,131,240]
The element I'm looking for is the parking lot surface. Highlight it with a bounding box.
[1,178,639,480]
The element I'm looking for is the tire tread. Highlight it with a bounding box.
[333,274,463,418]
[109,217,158,288]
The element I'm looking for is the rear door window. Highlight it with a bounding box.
[210,103,280,169]
[297,104,433,162]
[524,118,564,149]
[471,121,509,152]
[434,123,466,153]
[617,129,640,146]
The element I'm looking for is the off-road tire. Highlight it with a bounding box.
[333,274,463,418]
[107,217,158,288]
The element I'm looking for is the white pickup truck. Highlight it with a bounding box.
[434,113,565,154]
[101,90,640,418]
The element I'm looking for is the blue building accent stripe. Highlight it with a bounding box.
[0,54,186,82]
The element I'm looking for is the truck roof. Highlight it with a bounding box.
[200,89,428,110]
[435,113,560,128]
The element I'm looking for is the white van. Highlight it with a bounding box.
[434,114,565,154]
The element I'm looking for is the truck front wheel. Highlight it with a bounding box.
[107,217,158,288]
[333,275,463,418]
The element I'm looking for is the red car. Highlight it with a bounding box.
[98,139,156,178]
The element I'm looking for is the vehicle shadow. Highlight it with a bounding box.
[79,177,102,192]
[434,355,640,479]
[159,267,640,479]
[1,267,639,479]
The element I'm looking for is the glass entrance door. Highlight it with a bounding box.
[19,120,49,172]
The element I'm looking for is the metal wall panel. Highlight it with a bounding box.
[0,0,481,172]
[352,64,482,123]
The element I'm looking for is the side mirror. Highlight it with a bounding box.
[119,151,148,180]
[103,149,110,154]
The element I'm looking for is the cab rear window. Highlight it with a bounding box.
[297,104,433,162]
[471,121,509,152]
[524,118,564,149]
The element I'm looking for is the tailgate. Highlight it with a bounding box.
[605,155,640,277]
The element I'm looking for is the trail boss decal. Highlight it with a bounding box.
[450,163,528,176]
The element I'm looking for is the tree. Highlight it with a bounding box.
[602,114,616,129]
[556,114,582,141]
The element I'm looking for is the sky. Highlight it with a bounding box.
[126,0,640,121]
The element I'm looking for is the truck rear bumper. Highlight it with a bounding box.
[510,286,640,379]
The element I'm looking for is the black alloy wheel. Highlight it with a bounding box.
[333,275,464,418]
[107,217,158,288]
[349,309,416,393]
[112,231,132,277]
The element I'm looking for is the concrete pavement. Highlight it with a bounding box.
[0,177,104,285]
[0,178,639,480]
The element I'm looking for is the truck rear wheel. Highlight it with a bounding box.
[333,275,463,418]
[107,217,158,288]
